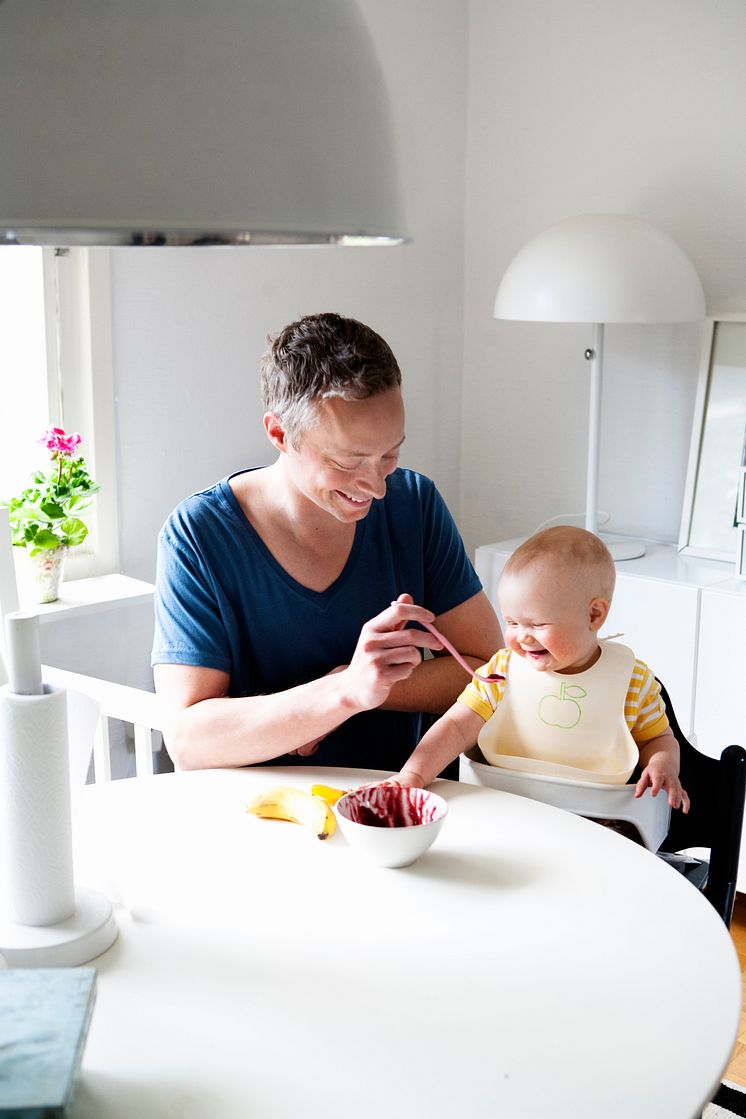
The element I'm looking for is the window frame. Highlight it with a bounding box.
[43,247,120,579]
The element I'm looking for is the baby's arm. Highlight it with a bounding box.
[634,728,690,812]
[397,702,486,788]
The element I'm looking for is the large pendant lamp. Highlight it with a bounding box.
[0,0,405,247]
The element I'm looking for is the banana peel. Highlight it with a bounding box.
[310,784,347,806]
[246,785,336,840]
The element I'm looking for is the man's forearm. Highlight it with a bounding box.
[380,654,480,715]
[165,674,361,770]
[169,654,476,768]
[161,598,452,769]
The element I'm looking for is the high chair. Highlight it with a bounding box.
[655,680,746,927]
[460,677,746,926]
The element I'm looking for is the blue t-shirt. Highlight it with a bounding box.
[152,467,481,772]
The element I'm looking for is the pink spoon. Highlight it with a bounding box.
[420,620,504,685]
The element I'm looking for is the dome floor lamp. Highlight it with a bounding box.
[494,214,706,560]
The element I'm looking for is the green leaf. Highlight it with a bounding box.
[32,529,63,549]
[66,493,93,513]
[4,449,98,546]
[59,517,88,547]
[17,500,45,519]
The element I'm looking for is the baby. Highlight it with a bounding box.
[393,526,689,811]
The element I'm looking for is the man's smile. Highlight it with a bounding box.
[336,490,372,506]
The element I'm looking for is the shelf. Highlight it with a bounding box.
[19,574,154,624]
[477,537,734,588]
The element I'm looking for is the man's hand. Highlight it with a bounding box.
[288,737,324,758]
[337,593,442,712]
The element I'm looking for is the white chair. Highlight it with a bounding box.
[0,505,162,782]
[42,663,162,782]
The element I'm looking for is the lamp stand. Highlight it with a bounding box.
[584,324,646,561]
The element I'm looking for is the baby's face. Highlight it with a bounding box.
[498,564,607,675]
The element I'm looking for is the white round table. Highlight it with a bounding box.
[69,766,741,1119]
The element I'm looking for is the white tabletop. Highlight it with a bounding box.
[69,767,741,1119]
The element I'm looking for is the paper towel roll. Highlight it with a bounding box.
[0,683,75,926]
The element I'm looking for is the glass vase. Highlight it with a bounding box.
[27,545,69,604]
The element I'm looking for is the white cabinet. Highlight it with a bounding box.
[695,578,746,759]
[605,574,700,737]
[475,538,746,884]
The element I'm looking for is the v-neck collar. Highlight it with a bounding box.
[218,474,367,611]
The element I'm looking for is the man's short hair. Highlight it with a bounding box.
[260,312,402,445]
[503,525,616,600]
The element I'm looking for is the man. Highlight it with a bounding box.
[152,312,502,772]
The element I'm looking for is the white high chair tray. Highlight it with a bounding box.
[459,746,671,851]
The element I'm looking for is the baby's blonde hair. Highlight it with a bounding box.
[503,526,616,601]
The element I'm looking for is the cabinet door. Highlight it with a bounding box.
[604,576,700,739]
[695,586,746,760]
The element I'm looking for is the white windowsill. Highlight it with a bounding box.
[20,573,154,623]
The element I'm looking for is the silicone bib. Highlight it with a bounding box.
[477,641,638,784]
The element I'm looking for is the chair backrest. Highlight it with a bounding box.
[64,684,104,787]
[657,679,746,925]
[42,664,163,782]
[1,506,162,782]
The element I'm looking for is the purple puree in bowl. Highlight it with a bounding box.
[344,786,439,828]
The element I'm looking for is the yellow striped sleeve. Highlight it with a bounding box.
[456,648,509,723]
[625,660,669,744]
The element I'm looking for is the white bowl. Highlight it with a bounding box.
[335,785,448,868]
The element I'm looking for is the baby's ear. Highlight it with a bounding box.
[589,597,610,631]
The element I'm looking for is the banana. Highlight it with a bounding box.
[246,785,336,840]
[310,784,347,806]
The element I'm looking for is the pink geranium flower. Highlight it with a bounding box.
[2,426,99,556]
[39,426,82,457]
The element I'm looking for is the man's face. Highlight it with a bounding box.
[285,388,406,523]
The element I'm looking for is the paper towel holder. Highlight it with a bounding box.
[0,613,117,966]
[0,878,118,968]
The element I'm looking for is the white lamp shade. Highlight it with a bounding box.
[494,214,705,323]
[0,0,405,247]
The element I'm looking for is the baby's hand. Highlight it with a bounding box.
[360,770,425,791]
[635,756,690,813]
[393,769,426,789]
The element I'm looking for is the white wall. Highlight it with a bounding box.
[459,0,746,556]
[112,0,470,583]
[110,0,746,584]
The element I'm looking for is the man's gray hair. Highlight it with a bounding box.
[260,312,402,445]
